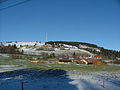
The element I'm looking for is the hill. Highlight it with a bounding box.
[0,41,120,60]
[46,41,120,59]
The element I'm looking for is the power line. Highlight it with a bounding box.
[0,0,32,11]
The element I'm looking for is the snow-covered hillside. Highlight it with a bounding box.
[1,42,94,56]
[19,47,93,56]
[1,42,45,48]
[79,44,101,52]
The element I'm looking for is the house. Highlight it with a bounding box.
[94,56,102,59]
[69,57,74,60]
[30,60,49,64]
[30,60,40,63]
[57,60,73,64]
[73,59,88,64]
[57,56,66,60]
[80,60,88,64]
[87,60,107,65]
[116,58,120,60]
[43,44,52,47]
[73,59,80,64]
[78,59,107,65]
[74,56,83,59]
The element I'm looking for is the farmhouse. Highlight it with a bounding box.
[30,60,49,64]
[31,60,39,63]
[87,60,107,65]
[94,56,102,59]
[80,60,88,64]
[57,60,73,64]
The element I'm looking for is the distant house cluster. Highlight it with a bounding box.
[0,42,107,65]
[31,55,106,65]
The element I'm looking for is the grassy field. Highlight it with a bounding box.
[25,63,120,71]
[0,54,120,71]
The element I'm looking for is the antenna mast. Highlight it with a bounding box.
[45,32,48,42]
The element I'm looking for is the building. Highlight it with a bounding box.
[57,60,73,64]
[94,56,102,59]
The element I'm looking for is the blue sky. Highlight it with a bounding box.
[0,0,120,51]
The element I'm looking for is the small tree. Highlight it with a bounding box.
[50,53,55,58]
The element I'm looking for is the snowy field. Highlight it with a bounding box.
[20,47,93,56]
[0,65,23,73]
[0,68,120,90]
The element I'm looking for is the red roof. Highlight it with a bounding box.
[94,56,102,58]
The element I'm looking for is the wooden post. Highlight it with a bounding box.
[22,82,24,90]
[103,79,105,88]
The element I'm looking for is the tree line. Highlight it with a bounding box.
[0,44,23,54]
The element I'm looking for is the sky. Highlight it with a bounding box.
[0,0,120,51]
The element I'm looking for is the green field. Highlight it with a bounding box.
[0,54,120,71]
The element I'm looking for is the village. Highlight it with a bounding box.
[21,43,106,65]
[30,54,106,65]
[0,41,110,66]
